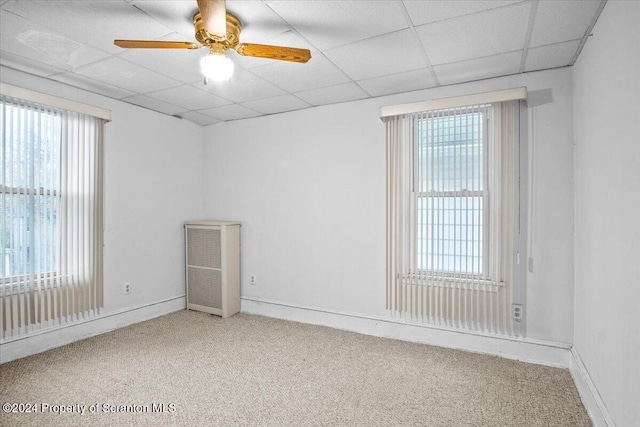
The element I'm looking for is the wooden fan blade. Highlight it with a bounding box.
[114,40,200,50]
[197,0,226,39]
[236,43,311,63]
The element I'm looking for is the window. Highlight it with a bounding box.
[384,91,523,336]
[1,90,106,338]
[415,107,487,276]
[1,102,60,281]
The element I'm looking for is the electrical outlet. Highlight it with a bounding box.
[512,304,523,321]
[250,275,256,285]
[124,282,132,295]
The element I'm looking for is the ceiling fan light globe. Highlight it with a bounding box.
[200,52,234,82]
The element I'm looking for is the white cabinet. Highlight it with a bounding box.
[184,221,241,318]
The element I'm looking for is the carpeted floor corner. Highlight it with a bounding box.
[0,310,591,426]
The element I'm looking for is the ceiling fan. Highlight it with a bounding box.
[114,0,311,82]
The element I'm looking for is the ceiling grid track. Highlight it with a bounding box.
[570,0,608,66]
[519,0,539,74]
[0,0,610,125]
[398,0,440,87]
[260,0,373,99]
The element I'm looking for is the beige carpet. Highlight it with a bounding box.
[0,310,590,426]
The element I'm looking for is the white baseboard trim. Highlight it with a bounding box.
[569,346,615,427]
[241,296,572,369]
[1,294,609,427]
[0,295,186,364]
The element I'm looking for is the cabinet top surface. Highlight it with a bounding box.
[185,220,241,226]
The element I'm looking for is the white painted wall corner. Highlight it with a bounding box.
[569,346,616,427]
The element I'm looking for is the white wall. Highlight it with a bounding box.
[203,68,575,344]
[572,2,640,426]
[0,67,204,325]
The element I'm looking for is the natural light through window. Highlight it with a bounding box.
[1,103,60,281]
[1,89,106,338]
[415,109,486,276]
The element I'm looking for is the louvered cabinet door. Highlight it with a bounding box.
[185,221,241,317]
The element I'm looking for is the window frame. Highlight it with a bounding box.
[1,102,60,287]
[411,107,491,280]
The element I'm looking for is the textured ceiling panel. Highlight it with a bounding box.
[0,50,65,78]
[524,40,581,72]
[403,0,523,26]
[226,1,291,43]
[0,0,605,126]
[71,57,182,94]
[267,0,408,50]
[129,0,201,41]
[416,2,530,65]
[178,111,220,126]
[325,29,428,81]
[250,53,349,93]
[49,71,136,99]
[146,84,232,111]
[1,11,110,72]
[295,82,369,106]
[433,51,522,86]
[357,68,437,97]
[199,104,262,121]
[4,1,175,54]
[192,69,285,103]
[121,94,187,116]
[529,0,603,48]
[241,94,310,115]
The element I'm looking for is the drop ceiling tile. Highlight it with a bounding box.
[49,72,136,99]
[325,29,428,81]
[192,69,285,103]
[129,0,200,40]
[0,50,64,77]
[72,57,182,94]
[120,33,206,84]
[121,94,186,116]
[357,68,437,97]
[529,0,603,48]
[0,11,110,72]
[403,0,522,26]
[524,40,581,72]
[295,82,369,106]
[226,1,291,42]
[178,111,220,127]
[147,85,231,111]
[433,51,522,86]
[266,0,408,50]
[249,54,349,93]
[416,2,530,65]
[199,104,261,121]
[4,1,174,54]
[242,94,311,115]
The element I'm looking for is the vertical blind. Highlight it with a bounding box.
[386,101,518,336]
[1,95,104,339]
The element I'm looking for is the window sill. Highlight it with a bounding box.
[1,274,63,296]
[400,274,505,293]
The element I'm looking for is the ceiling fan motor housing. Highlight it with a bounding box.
[194,11,241,49]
